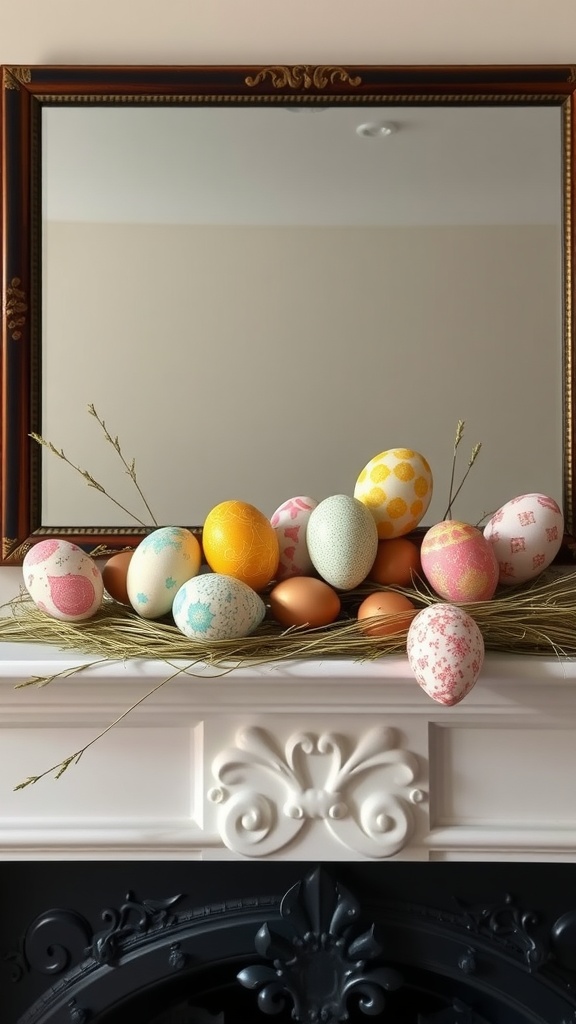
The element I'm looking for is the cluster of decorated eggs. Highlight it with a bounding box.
[21,446,565,709]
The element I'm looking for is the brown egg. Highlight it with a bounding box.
[357,590,416,637]
[269,576,341,628]
[102,550,134,605]
[368,538,422,587]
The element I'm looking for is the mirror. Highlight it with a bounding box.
[1,64,575,562]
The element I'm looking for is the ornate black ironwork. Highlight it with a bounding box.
[3,949,27,983]
[455,892,546,968]
[4,864,576,1024]
[4,910,92,983]
[87,890,184,966]
[552,911,576,972]
[168,941,186,971]
[457,948,477,975]
[67,999,89,1024]
[237,866,403,1023]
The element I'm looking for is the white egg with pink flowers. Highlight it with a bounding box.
[407,603,484,706]
[23,539,104,621]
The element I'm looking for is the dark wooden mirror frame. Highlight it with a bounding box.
[1,63,576,564]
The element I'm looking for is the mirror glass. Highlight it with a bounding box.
[3,65,573,562]
[40,103,563,534]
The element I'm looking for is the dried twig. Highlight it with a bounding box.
[443,419,482,520]
[30,403,158,528]
[87,404,158,526]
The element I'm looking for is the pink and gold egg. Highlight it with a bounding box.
[420,521,499,603]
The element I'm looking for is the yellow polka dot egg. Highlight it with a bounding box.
[354,448,433,539]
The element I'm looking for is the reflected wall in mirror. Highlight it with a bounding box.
[1,64,575,562]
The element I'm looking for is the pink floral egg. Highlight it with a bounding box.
[407,603,484,706]
[420,521,499,602]
[23,539,103,621]
[270,496,318,581]
[483,493,564,585]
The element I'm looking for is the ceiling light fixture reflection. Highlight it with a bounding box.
[356,122,398,139]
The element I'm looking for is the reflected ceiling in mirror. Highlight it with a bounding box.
[1,64,575,561]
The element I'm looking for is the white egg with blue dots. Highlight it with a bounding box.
[126,526,202,619]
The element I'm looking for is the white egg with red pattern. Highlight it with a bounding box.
[483,493,563,586]
[23,539,103,621]
[407,603,484,706]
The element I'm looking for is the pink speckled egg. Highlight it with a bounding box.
[23,539,103,621]
[420,521,499,602]
[270,496,318,580]
[483,493,564,586]
[407,603,485,706]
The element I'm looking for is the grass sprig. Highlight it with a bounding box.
[87,404,158,526]
[13,662,193,789]
[443,420,482,520]
[30,403,158,529]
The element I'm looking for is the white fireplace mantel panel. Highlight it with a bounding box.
[1,633,576,861]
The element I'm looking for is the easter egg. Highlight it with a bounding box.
[420,521,499,602]
[354,448,433,539]
[306,494,378,590]
[368,538,422,587]
[102,550,134,605]
[407,603,484,706]
[173,573,266,641]
[127,526,202,619]
[203,500,279,591]
[269,576,341,628]
[483,493,564,585]
[270,496,318,580]
[23,539,103,621]
[357,590,416,637]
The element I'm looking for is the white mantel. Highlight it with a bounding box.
[1,567,576,862]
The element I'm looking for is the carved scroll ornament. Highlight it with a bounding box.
[245,64,362,90]
[208,724,425,858]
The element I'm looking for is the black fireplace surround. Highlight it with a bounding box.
[2,861,576,1024]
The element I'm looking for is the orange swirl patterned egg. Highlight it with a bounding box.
[203,500,280,591]
[420,521,499,603]
[354,449,433,539]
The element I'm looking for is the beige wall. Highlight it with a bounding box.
[1,1,576,66]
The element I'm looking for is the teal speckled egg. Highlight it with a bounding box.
[172,573,266,641]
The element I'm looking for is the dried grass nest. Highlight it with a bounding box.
[3,568,576,667]
[5,569,576,786]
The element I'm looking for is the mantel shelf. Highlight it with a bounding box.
[1,568,575,863]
